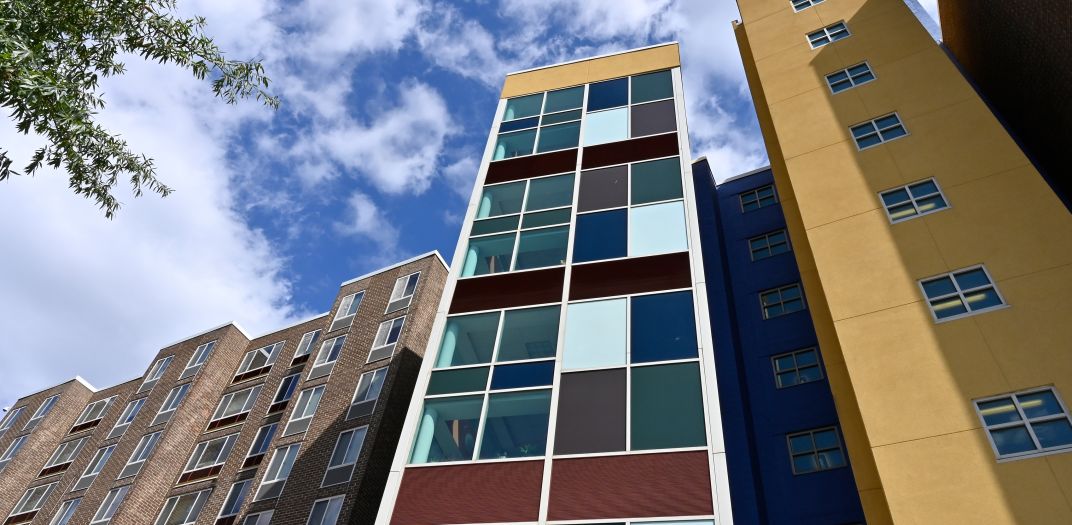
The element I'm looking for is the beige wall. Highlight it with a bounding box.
[501,43,680,98]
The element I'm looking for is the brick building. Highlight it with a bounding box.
[0,252,447,525]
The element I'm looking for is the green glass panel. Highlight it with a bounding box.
[471,215,519,236]
[631,362,706,450]
[541,109,582,125]
[514,226,569,270]
[478,390,552,459]
[544,86,584,113]
[504,94,543,121]
[476,182,524,219]
[409,395,483,463]
[435,312,500,368]
[462,233,515,277]
[631,70,674,104]
[525,174,575,211]
[536,122,580,153]
[521,208,571,229]
[631,157,682,204]
[427,367,490,395]
[497,306,561,361]
[493,129,536,160]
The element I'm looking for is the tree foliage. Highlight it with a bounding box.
[0,0,278,217]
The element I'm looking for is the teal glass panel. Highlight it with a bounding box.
[544,86,584,113]
[471,215,519,236]
[631,157,682,204]
[514,226,568,270]
[462,233,515,276]
[629,201,688,257]
[536,122,581,153]
[631,70,674,103]
[563,299,626,370]
[521,208,571,229]
[503,94,543,121]
[476,182,524,219]
[497,306,560,362]
[631,362,706,450]
[541,109,582,125]
[525,174,575,211]
[427,367,490,395]
[583,107,628,146]
[435,312,500,368]
[478,390,552,459]
[494,129,536,160]
[410,395,483,463]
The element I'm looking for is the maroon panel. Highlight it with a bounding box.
[290,354,310,366]
[486,149,578,184]
[391,461,543,525]
[581,133,679,170]
[548,451,712,521]
[69,419,101,434]
[570,252,692,300]
[38,463,70,477]
[266,401,287,415]
[177,464,223,484]
[4,511,36,525]
[449,268,565,314]
[206,413,247,431]
[215,517,237,525]
[232,367,270,384]
[241,454,264,469]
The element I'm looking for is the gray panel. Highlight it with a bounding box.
[72,473,95,491]
[118,462,142,480]
[107,424,127,440]
[346,400,376,421]
[328,316,353,333]
[630,99,677,138]
[554,369,626,454]
[179,365,200,380]
[255,480,284,501]
[321,465,354,487]
[137,379,158,394]
[578,165,628,213]
[282,417,311,437]
[150,411,173,427]
[307,363,333,380]
[386,297,411,313]
[367,346,394,363]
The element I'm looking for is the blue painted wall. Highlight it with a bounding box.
[691,160,865,525]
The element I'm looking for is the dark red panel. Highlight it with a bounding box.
[391,461,543,524]
[570,252,692,300]
[38,463,70,477]
[486,149,578,184]
[450,268,565,313]
[69,419,100,434]
[548,451,712,521]
[581,133,679,170]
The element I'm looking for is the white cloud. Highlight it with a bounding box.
[442,156,480,199]
[336,192,402,265]
[417,3,516,87]
[284,0,424,66]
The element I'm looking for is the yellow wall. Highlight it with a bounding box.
[736,0,1072,523]
[501,43,680,98]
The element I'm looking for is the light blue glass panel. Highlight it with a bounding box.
[629,201,688,257]
[563,299,626,370]
[583,108,628,146]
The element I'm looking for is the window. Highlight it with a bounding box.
[306,496,344,525]
[749,230,790,261]
[975,387,1072,460]
[154,489,212,525]
[826,62,875,93]
[792,0,824,11]
[494,86,583,160]
[180,341,216,379]
[573,157,688,263]
[329,292,365,332]
[234,341,284,381]
[254,443,300,501]
[71,396,115,432]
[348,367,388,420]
[245,423,277,467]
[208,385,262,429]
[292,330,321,364]
[464,174,574,276]
[118,431,162,479]
[563,298,627,369]
[218,480,251,518]
[182,433,238,480]
[740,184,777,212]
[583,71,676,147]
[152,383,190,426]
[108,398,146,439]
[242,511,273,525]
[920,265,1005,321]
[880,178,949,223]
[807,21,850,48]
[761,284,806,319]
[43,438,86,473]
[368,317,404,362]
[48,498,80,525]
[24,394,60,431]
[270,374,300,413]
[0,435,28,472]
[90,486,129,524]
[139,355,174,393]
[72,445,116,491]
[283,385,325,436]
[309,335,347,379]
[9,483,56,518]
[323,426,368,486]
[387,272,420,313]
[773,348,824,388]
[851,113,907,149]
[788,427,847,474]
[0,405,25,436]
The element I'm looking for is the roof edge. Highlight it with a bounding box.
[339,251,448,287]
[505,41,680,77]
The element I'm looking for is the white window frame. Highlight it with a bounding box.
[1,406,25,433]
[108,398,146,438]
[283,385,325,436]
[218,479,252,518]
[975,387,1072,461]
[44,437,86,468]
[807,21,850,49]
[72,444,116,491]
[154,489,212,525]
[9,482,57,517]
[348,367,388,420]
[328,291,365,332]
[850,112,909,150]
[385,272,421,313]
[235,341,284,378]
[368,316,405,363]
[918,265,1006,323]
[152,383,190,426]
[90,485,129,524]
[242,510,274,525]
[139,355,174,392]
[791,0,824,12]
[246,423,278,459]
[879,177,950,223]
[0,435,28,471]
[272,374,301,407]
[73,396,115,428]
[180,341,216,379]
[309,335,347,379]
[209,385,263,425]
[322,426,368,487]
[118,431,162,479]
[48,498,80,525]
[183,433,239,473]
[293,330,322,361]
[306,495,345,525]
[825,61,876,94]
[253,443,301,501]
[24,394,60,430]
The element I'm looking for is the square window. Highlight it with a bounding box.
[462,233,515,277]
[975,387,1072,460]
[514,225,569,270]
[792,0,825,12]
[787,427,847,474]
[880,178,949,222]
[630,291,698,363]
[536,121,581,153]
[630,99,677,137]
[503,93,543,121]
[631,363,707,450]
[740,184,777,211]
[574,209,627,263]
[631,157,682,205]
[631,70,673,104]
[476,182,525,219]
[583,107,628,146]
[544,86,584,113]
[478,390,552,459]
[587,78,628,111]
[493,129,537,160]
[563,298,627,370]
[772,348,824,388]
[497,306,560,361]
[749,230,791,260]
[919,265,1004,321]
[851,113,907,150]
[807,21,851,48]
[409,395,483,464]
[629,201,688,257]
[554,369,627,454]
[825,62,874,93]
[436,312,499,367]
[525,174,574,211]
[761,284,806,319]
[578,165,628,212]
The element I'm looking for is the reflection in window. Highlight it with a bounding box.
[436,312,500,367]
[975,387,1072,459]
[410,395,483,464]
[478,390,552,459]
[920,266,1003,321]
[563,298,627,370]
[788,427,847,474]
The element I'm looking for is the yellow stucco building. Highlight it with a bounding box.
[734,0,1072,522]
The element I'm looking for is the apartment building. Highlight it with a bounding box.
[0,252,447,525]
[734,0,1072,523]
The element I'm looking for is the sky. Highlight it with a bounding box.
[0,0,942,409]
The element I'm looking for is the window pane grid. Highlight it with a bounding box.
[920,266,1004,321]
[739,184,777,212]
[807,22,849,48]
[761,284,806,319]
[772,348,823,388]
[851,113,907,149]
[787,427,846,474]
[749,230,790,260]
[792,0,824,11]
[825,62,874,93]
[976,388,1072,459]
[880,178,948,222]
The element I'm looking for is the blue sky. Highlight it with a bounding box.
[0,0,940,408]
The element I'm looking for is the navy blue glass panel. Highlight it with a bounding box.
[499,117,540,133]
[630,291,698,363]
[573,209,627,263]
[491,361,555,390]
[587,78,629,112]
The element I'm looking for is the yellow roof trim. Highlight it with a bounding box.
[501,43,680,99]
